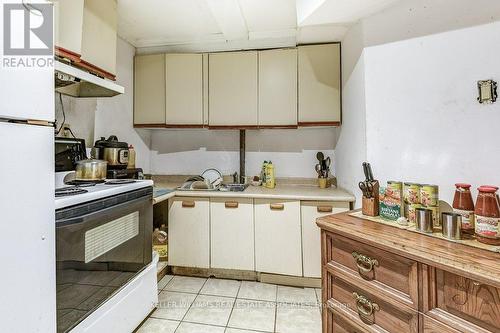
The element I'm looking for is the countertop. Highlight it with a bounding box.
[317,210,500,289]
[152,181,355,205]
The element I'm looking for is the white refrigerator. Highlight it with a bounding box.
[0,0,56,332]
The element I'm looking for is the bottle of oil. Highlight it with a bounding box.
[265,161,276,189]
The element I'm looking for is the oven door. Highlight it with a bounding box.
[55,190,152,333]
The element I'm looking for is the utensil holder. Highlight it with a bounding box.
[362,181,379,216]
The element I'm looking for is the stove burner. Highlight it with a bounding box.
[105,179,137,185]
[65,180,105,187]
[55,186,88,197]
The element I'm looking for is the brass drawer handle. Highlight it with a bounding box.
[182,201,195,208]
[352,251,379,275]
[270,203,285,211]
[353,292,380,324]
[225,201,239,209]
[317,206,333,213]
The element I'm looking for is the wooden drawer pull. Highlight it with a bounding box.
[270,203,285,211]
[182,201,195,208]
[352,251,379,275]
[225,201,239,209]
[317,206,333,213]
[352,292,380,325]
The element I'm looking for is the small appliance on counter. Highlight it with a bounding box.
[55,137,87,172]
[107,167,144,180]
[93,135,130,169]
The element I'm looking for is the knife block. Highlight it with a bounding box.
[362,181,379,217]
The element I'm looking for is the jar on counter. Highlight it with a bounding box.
[475,186,500,245]
[452,183,475,234]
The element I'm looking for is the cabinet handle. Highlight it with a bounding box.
[225,201,239,209]
[317,206,333,213]
[182,201,195,208]
[270,203,285,211]
[352,251,379,275]
[352,292,380,324]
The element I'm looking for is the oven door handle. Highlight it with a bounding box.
[56,194,151,227]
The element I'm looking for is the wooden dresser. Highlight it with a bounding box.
[316,211,500,333]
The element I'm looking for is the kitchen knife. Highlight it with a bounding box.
[362,162,370,182]
[366,163,374,182]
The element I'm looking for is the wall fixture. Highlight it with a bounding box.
[477,80,497,104]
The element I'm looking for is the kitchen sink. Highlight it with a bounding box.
[221,183,249,192]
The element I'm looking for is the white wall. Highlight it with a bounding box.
[339,0,500,207]
[94,38,152,173]
[364,21,500,203]
[150,128,337,178]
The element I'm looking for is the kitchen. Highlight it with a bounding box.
[1,0,499,333]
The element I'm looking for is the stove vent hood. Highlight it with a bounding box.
[55,60,124,98]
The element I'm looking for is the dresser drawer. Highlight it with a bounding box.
[431,270,500,332]
[326,304,374,333]
[327,272,418,333]
[420,314,460,333]
[325,232,418,309]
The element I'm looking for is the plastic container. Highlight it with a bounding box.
[265,161,276,189]
[127,144,136,169]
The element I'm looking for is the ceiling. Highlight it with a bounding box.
[118,0,401,53]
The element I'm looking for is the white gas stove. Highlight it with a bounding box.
[54,172,157,333]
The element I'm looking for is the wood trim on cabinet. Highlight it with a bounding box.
[74,58,116,81]
[208,125,260,130]
[55,46,81,62]
[257,125,298,129]
[133,123,167,128]
[298,121,341,127]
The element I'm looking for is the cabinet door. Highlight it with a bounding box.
[209,51,258,127]
[301,201,349,278]
[298,44,341,125]
[134,54,166,125]
[210,198,254,270]
[165,54,204,126]
[258,49,297,126]
[168,197,209,268]
[51,0,84,55]
[80,0,117,76]
[255,199,302,276]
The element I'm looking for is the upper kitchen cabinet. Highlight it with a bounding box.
[258,49,298,127]
[51,0,84,56]
[52,0,117,79]
[80,0,117,78]
[209,51,258,128]
[134,54,166,125]
[298,44,341,126]
[165,54,204,127]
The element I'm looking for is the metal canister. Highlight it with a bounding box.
[416,208,433,233]
[403,182,421,204]
[426,205,441,229]
[441,213,462,240]
[420,184,439,207]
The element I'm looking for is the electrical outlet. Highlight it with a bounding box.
[62,123,71,137]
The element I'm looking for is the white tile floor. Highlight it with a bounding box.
[136,275,322,333]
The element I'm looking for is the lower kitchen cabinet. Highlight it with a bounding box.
[168,197,210,268]
[210,198,254,270]
[255,199,302,276]
[301,201,349,278]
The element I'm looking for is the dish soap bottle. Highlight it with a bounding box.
[265,161,276,189]
[260,161,268,186]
